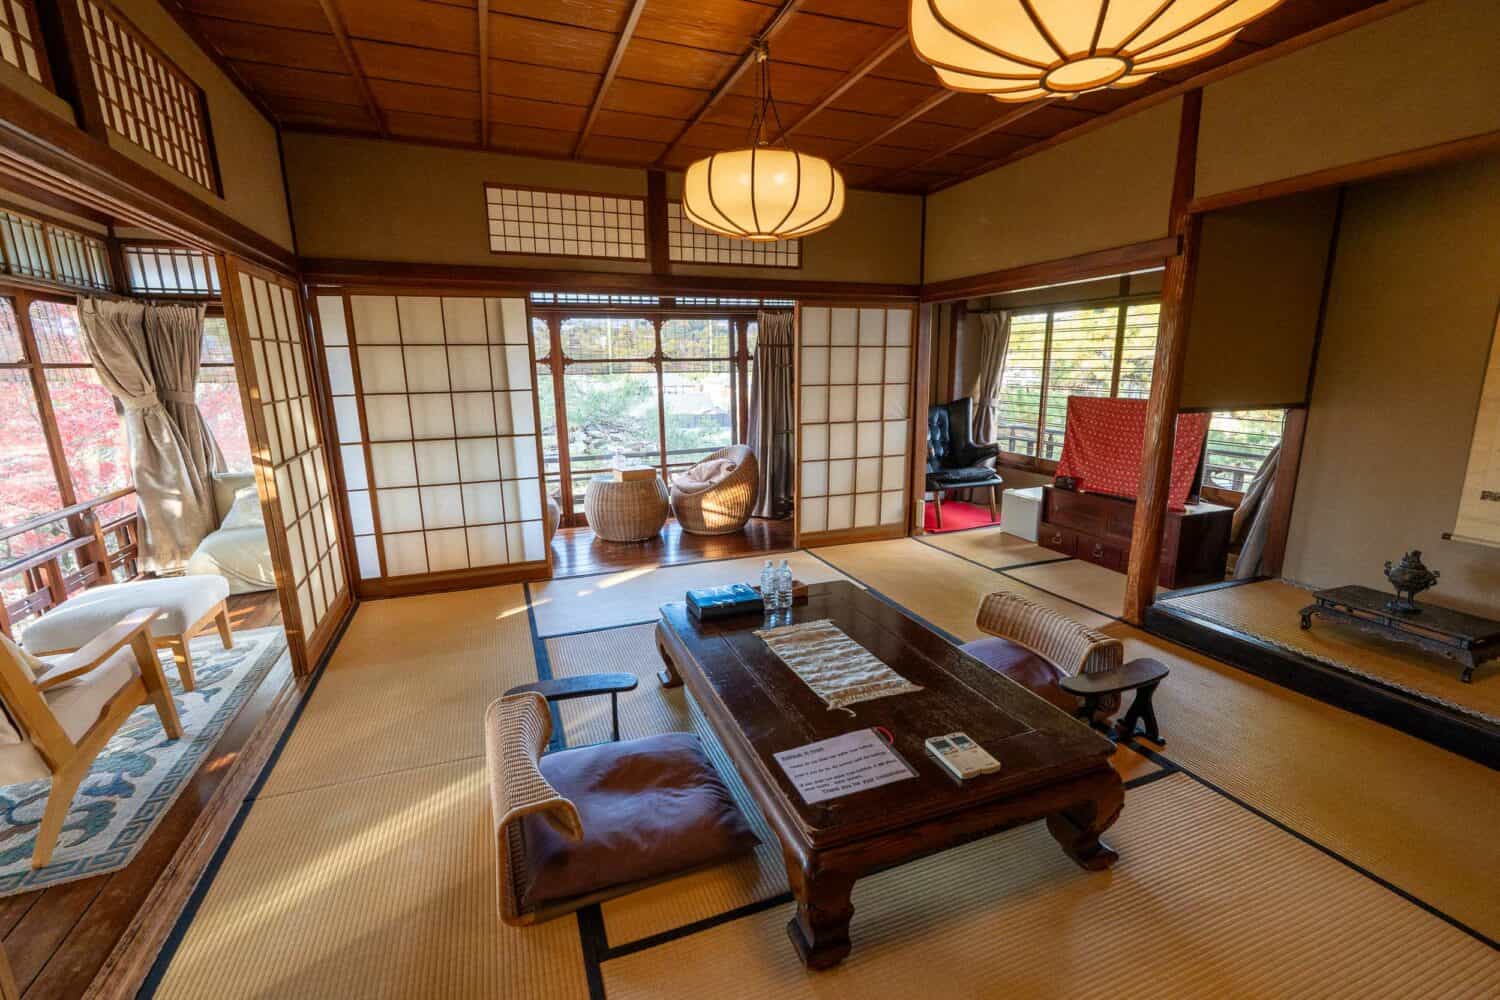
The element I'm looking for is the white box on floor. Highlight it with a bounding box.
[1000,487,1044,542]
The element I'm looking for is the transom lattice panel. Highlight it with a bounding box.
[0,0,44,84]
[0,207,111,291]
[317,292,548,589]
[76,0,218,191]
[798,304,915,544]
[486,184,645,261]
[225,260,349,673]
[667,203,801,269]
[122,243,221,295]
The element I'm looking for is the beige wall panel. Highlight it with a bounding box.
[0,60,73,122]
[106,0,294,250]
[923,99,1180,285]
[285,134,922,283]
[1180,190,1339,410]
[1197,0,1500,199]
[1282,153,1500,615]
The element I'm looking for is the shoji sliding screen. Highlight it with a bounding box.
[222,257,352,675]
[796,303,917,547]
[310,290,550,597]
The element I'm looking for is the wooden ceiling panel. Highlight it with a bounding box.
[1236,0,1375,45]
[677,119,757,152]
[590,110,689,145]
[878,118,973,153]
[633,0,776,54]
[385,110,481,144]
[922,93,1013,130]
[769,12,895,72]
[829,76,941,120]
[234,63,366,106]
[491,61,600,107]
[843,144,925,170]
[992,103,1098,140]
[865,42,937,86]
[488,95,589,133]
[616,38,737,91]
[776,107,889,144]
[489,123,577,158]
[490,0,631,34]
[181,0,329,33]
[727,60,844,107]
[958,131,1038,161]
[604,79,708,120]
[658,142,714,170]
[193,17,344,72]
[340,2,478,55]
[368,79,479,121]
[488,16,614,74]
[355,40,478,90]
[796,0,905,28]
[269,94,378,129]
[577,134,669,166]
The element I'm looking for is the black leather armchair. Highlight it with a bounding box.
[926,397,1003,529]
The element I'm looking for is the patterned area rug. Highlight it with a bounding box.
[0,626,287,894]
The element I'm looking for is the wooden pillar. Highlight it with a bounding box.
[909,302,936,535]
[1123,91,1202,625]
[646,169,670,276]
[32,0,109,142]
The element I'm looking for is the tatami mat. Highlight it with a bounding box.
[919,525,1062,569]
[603,774,1500,999]
[812,537,1114,637]
[1102,621,1500,940]
[154,758,589,1000]
[528,551,850,637]
[1005,557,1151,619]
[259,585,539,798]
[1164,579,1500,720]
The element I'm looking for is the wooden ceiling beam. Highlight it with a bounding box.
[477,0,490,146]
[574,0,648,158]
[315,0,387,137]
[654,0,807,166]
[836,90,955,166]
[769,29,908,144]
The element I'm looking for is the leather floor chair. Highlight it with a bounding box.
[926,397,1003,528]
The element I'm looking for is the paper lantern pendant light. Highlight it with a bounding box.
[910,0,1285,102]
[682,45,845,242]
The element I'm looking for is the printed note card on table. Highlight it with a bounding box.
[773,729,916,805]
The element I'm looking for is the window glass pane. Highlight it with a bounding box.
[197,367,253,472]
[45,368,129,503]
[0,299,21,362]
[563,361,659,512]
[1206,410,1286,493]
[1041,306,1120,460]
[746,320,758,358]
[560,316,653,361]
[531,316,550,360]
[0,370,66,568]
[201,315,235,365]
[29,300,89,364]
[536,362,561,507]
[663,360,733,470]
[661,318,731,359]
[1117,303,1160,399]
[994,312,1046,457]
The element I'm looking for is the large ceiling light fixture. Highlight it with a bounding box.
[910,1,1284,102]
[682,44,844,242]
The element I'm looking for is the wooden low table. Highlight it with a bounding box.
[1300,585,1500,684]
[655,582,1122,970]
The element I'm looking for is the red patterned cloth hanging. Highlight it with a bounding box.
[1054,397,1210,511]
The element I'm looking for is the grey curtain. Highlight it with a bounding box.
[748,311,794,519]
[971,310,1011,445]
[1231,445,1280,579]
[78,299,217,574]
[144,302,225,513]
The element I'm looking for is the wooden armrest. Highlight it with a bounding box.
[1059,658,1169,696]
[505,673,639,703]
[35,607,161,692]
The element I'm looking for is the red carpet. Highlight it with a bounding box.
[924,500,999,534]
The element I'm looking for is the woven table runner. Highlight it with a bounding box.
[754,619,923,712]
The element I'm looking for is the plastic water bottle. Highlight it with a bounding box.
[777,559,793,612]
[760,561,776,620]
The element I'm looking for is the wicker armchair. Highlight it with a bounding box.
[669,445,759,535]
[969,591,1125,716]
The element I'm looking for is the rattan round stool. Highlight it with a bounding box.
[584,474,669,542]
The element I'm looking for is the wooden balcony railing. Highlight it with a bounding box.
[0,487,140,637]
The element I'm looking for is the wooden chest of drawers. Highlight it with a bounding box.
[1037,486,1232,590]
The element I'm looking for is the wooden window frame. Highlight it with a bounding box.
[0,0,50,88]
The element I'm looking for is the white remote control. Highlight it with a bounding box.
[924,732,1002,780]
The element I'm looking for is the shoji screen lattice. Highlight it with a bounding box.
[313,292,549,595]
[797,304,916,546]
[222,258,351,674]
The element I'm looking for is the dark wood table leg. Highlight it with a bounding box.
[1113,680,1165,745]
[654,621,684,688]
[1046,776,1123,872]
[784,862,856,971]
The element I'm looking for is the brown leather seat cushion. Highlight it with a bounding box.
[519,732,759,908]
[959,636,1079,715]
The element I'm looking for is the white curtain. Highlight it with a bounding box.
[972,311,1010,444]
